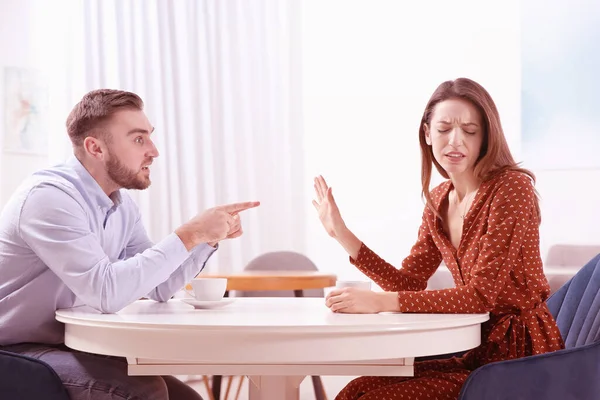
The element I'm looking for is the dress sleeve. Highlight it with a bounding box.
[396,173,538,313]
[350,208,443,291]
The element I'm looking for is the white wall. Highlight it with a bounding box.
[535,170,600,250]
[2,0,599,276]
[0,0,51,205]
[301,0,600,281]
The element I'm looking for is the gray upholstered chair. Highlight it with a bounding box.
[544,244,600,293]
[545,244,600,267]
[234,251,324,298]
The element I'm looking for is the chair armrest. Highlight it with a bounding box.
[0,350,70,400]
[459,341,600,400]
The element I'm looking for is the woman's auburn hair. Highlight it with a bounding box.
[418,78,540,222]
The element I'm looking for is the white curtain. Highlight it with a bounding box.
[46,0,306,273]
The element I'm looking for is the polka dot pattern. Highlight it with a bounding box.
[339,171,564,399]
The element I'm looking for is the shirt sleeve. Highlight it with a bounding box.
[350,208,443,291]
[18,183,191,313]
[397,173,537,313]
[124,211,218,302]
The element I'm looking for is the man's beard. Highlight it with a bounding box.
[106,150,151,190]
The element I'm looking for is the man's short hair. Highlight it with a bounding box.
[66,89,144,147]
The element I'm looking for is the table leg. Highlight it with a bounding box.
[211,291,230,400]
[293,288,326,400]
[249,375,303,400]
[212,375,222,400]
[311,376,326,400]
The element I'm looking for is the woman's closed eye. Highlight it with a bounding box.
[437,128,477,135]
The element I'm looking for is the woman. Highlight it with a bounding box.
[313,78,564,400]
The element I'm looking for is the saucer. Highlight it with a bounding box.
[180,298,235,309]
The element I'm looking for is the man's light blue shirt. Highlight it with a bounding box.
[0,156,216,345]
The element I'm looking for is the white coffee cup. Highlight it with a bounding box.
[186,278,228,301]
[335,280,372,290]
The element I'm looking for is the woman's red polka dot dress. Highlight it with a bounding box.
[336,171,564,400]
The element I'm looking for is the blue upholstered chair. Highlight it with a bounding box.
[458,254,600,400]
[0,349,69,400]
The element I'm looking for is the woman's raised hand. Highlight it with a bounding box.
[312,175,346,238]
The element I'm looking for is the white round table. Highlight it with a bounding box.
[56,297,488,400]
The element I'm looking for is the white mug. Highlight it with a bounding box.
[335,280,372,290]
[185,278,227,301]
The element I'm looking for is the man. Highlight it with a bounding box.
[0,89,259,399]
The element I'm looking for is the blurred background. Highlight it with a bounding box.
[2,0,599,397]
[1,0,599,286]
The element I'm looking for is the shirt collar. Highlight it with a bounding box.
[67,156,123,210]
[431,180,452,213]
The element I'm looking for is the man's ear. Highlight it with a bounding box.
[423,123,432,145]
[83,136,105,160]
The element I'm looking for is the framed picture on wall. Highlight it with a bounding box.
[2,66,49,155]
[521,0,600,170]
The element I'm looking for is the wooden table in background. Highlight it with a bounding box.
[189,271,337,297]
